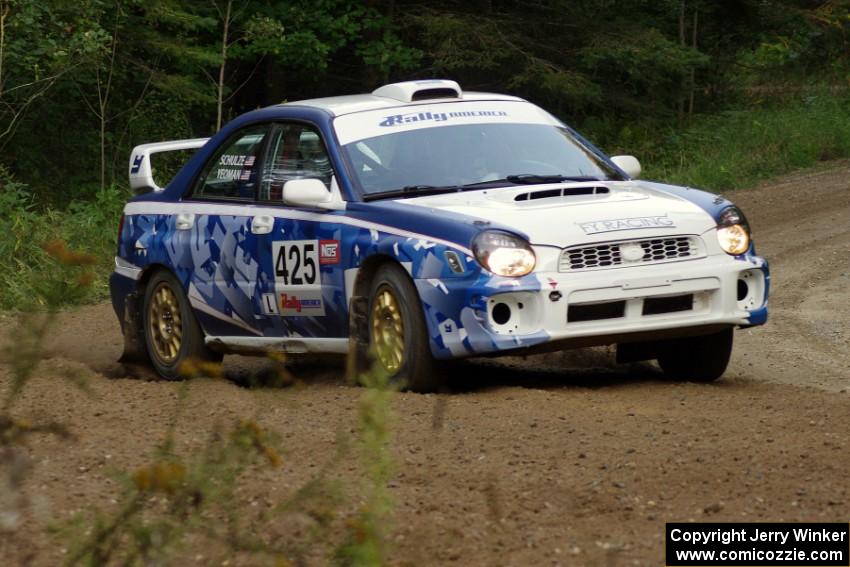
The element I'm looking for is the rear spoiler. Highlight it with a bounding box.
[128,138,209,194]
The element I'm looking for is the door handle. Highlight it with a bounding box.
[176,212,195,230]
[251,215,274,235]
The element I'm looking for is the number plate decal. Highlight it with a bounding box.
[272,240,326,316]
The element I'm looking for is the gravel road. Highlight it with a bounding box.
[2,161,849,566]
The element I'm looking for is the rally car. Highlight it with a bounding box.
[110,79,769,391]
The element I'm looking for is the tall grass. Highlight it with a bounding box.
[0,176,125,310]
[334,366,395,566]
[593,92,850,191]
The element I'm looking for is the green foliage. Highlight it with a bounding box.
[357,31,421,78]
[334,366,395,566]
[635,93,850,190]
[736,1,850,83]
[0,172,124,310]
[0,182,54,310]
[240,15,287,56]
[0,0,107,81]
[580,27,710,108]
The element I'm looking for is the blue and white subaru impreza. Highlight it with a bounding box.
[110,79,769,391]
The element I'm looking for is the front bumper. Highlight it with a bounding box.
[416,254,769,360]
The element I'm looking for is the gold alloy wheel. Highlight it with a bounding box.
[148,283,183,364]
[371,286,405,373]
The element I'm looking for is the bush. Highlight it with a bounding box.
[589,92,850,191]
[0,174,125,310]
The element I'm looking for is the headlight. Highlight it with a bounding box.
[472,230,536,277]
[716,206,750,255]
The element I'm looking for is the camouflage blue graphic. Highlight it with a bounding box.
[116,206,542,359]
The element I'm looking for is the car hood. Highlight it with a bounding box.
[400,181,718,247]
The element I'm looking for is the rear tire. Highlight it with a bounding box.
[656,328,734,383]
[143,271,222,380]
[367,263,442,392]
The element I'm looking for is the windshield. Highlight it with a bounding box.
[340,122,621,197]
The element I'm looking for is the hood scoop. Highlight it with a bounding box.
[514,186,610,202]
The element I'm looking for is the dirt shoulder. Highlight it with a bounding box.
[2,160,850,566]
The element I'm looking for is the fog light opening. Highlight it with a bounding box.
[737,278,750,301]
[492,302,511,325]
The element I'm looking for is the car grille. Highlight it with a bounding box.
[559,236,702,272]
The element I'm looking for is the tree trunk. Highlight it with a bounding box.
[100,117,107,190]
[216,0,232,132]
[678,1,686,123]
[98,11,120,190]
[689,7,698,116]
[0,3,8,95]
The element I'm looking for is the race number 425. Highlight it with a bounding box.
[273,240,318,286]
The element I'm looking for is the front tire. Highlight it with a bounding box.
[656,328,734,383]
[143,271,222,379]
[367,263,442,392]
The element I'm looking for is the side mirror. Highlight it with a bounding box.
[283,178,332,208]
[610,155,642,180]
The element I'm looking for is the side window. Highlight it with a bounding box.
[193,125,268,199]
[259,123,333,202]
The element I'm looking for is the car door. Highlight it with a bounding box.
[184,124,270,337]
[250,122,348,340]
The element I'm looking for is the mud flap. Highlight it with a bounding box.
[118,293,148,364]
[345,295,370,383]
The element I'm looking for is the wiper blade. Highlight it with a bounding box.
[456,174,603,190]
[362,184,462,201]
[401,184,459,192]
[505,174,601,184]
